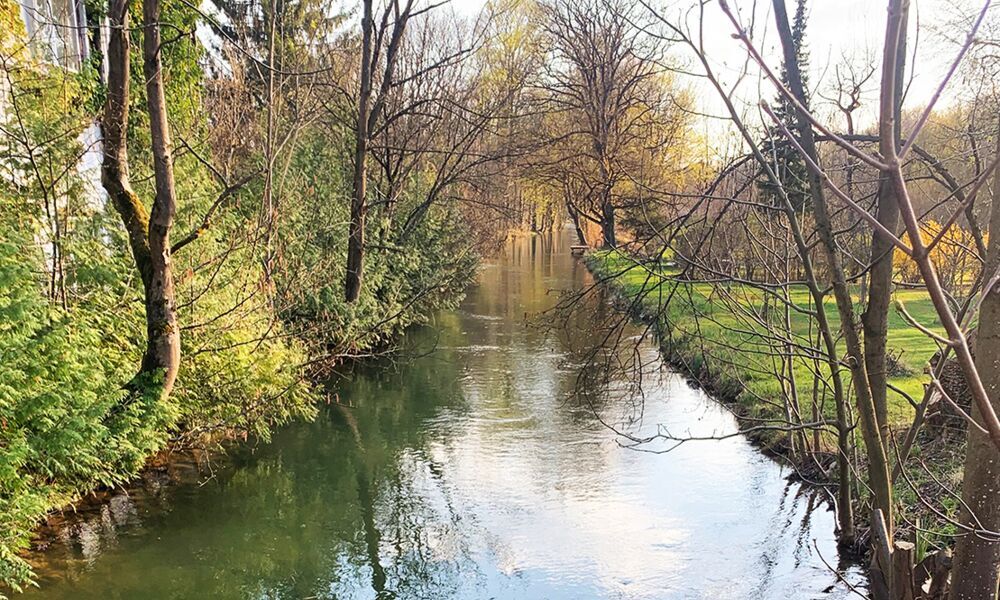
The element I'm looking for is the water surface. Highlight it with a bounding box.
[26,228,863,599]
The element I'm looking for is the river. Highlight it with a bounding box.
[25,227,864,599]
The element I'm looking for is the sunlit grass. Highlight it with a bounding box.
[587,250,943,433]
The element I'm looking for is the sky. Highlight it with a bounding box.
[443,0,972,157]
[668,0,964,155]
[689,1,959,113]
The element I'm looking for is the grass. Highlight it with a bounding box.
[586,249,944,444]
[587,249,975,546]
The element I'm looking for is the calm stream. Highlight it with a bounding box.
[26,228,863,599]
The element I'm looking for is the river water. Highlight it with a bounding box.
[25,228,863,599]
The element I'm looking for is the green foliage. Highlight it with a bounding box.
[168,194,320,441]
[0,0,24,46]
[758,0,811,212]
[271,129,478,355]
[0,0,476,590]
[0,197,170,592]
[0,38,132,592]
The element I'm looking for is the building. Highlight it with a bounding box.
[2,0,107,298]
[17,0,90,70]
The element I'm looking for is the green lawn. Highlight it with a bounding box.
[587,250,944,442]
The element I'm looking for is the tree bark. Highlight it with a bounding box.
[345,0,373,303]
[101,0,180,398]
[140,0,181,396]
[862,0,908,446]
[600,196,616,247]
[949,117,1000,600]
[566,196,588,246]
[684,6,856,545]
[598,146,615,247]
[345,0,412,302]
[102,0,149,283]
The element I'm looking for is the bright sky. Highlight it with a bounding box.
[443,0,973,157]
[691,1,959,112]
[666,0,965,156]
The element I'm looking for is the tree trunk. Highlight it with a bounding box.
[102,0,148,281]
[566,197,588,246]
[862,1,908,446]
[773,0,892,538]
[597,140,616,247]
[698,0,855,545]
[101,0,179,398]
[949,117,1000,600]
[345,142,368,303]
[600,191,616,247]
[140,0,180,396]
[345,0,373,303]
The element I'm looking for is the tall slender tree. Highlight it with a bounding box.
[345,0,414,303]
[759,0,810,211]
[950,117,1000,600]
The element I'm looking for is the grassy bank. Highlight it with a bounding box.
[587,250,941,432]
[585,249,966,542]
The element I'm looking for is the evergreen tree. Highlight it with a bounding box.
[759,0,810,211]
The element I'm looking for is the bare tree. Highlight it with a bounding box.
[540,0,664,248]
[345,0,415,302]
[729,0,1000,594]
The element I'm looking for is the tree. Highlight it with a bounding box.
[101,0,180,399]
[539,0,663,248]
[751,0,1000,594]
[950,118,1000,600]
[758,0,810,211]
[345,0,415,303]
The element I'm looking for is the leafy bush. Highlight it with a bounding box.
[0,0,475,590]
[271,130,478,356]
[0,197,169,590]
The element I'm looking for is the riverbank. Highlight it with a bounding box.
[17,229,865,599]
[0,207,476,598]
[5,285,474,595]
[584,249,967,544]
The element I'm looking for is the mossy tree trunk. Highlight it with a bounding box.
[101,0,180,398]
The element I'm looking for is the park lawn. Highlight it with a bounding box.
[587,250,943,440]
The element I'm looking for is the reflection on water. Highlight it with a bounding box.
[24,227,863,599]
